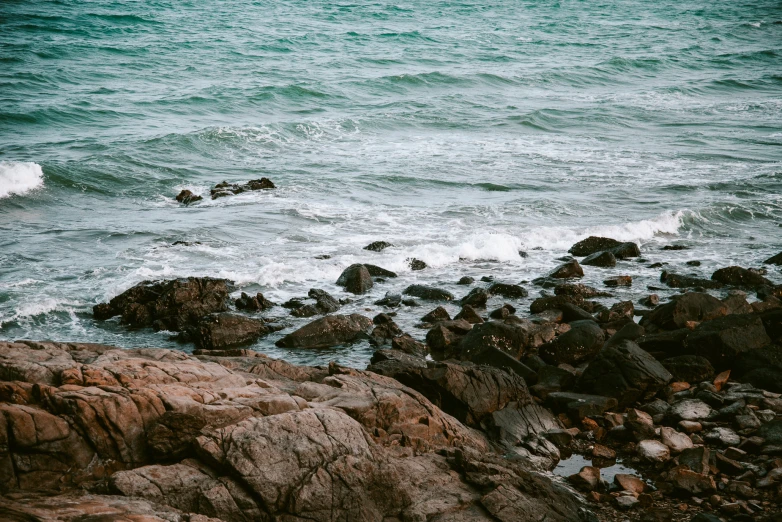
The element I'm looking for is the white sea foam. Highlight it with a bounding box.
[0,161,44,199]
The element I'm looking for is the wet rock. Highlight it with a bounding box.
[582,250,617,268]
[637,440,670,462]
[723,293,753,315]
[530,294,583,314]
[610,242,641,260]
[457,276,474,285]
[604,322,645,347]
[637,329,689,359]
[545,392,618,419]
[764,252,782,265]
[426,319,473,355]
[489,303,516,320]
[715,452,743,475]
[488,282,529,298]
[210,178,274,198]
[568,466,600,492]
[679,447,710,474]
[391,334,427,356]
[684,314,771,370]
[403,284,455,301]
[530,365,575,398]
[560,303,594,323]
[640,294,659,307]
[461,287,489,308]
[457,321,528,360]
[308,288,340,313]
[454,304,484,324]
[660,426,693,453]
[554,283,611,298]
[364,264,398,278]
[275,314,373,348]
[539,320,604,366]
[758,419,782,445]
[93,277,232,332]
[712,266,772,288]
[408,258,427,270]
[569,236,622,257]
[662,355,715,383]
[615,495,639,510]
[375,293,402,307]
[336,264,374,294]
[421,306,450,324]
[669,468,716,494]
[596,300,634,324]
[615,474,645,494]
[548,259,584,279]
[175,189,202,205]
[235,291,275,311]
[578,340,672,406]
[660,271,723,290]
[363,241,393,252]
[639,292,727,331]
[192,313,268,349]
[604,276,632,287]
[733,343,782,393]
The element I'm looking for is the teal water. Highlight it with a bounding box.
[1,0,781,366]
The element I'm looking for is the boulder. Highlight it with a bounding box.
[660,426,693,453]
[210,178,274,198]
[403,285,455,301]
[560,303,594,323]
[275,314,373,348]
[426,319,473,355]
[529,295,583,314]
[336,264,374,294]
[711,266,772,288]
[461,287,489,308]
[539,320,604,366]
[578,341,672,406]
[609,242,641,260]
[364,241,393,252]
[421,306,451,323]
[670,399,712,421]
[488,283,529,299]
[581,251,616,268]
[454,304,484,324]
[175,189,202,205]
[639,292,727,331]
[637,440,670,462]
[364,264,397,278]
[458,321,528,360]
[457,276,474,285]
[662,355,715,383]
[660,271,723,290]
[192,313,268,349]
[604,276,632,287]
[408,258,427,270]
[569,236,622,257]
[732,342,782,393]
[548,259,584,279]
[765,252,782,265]
[235,291,275,311]
[568,466,600,492]
[684,314,771,370]
[390,335,427,356]
[93,277,232,331]
[554,283,611,298]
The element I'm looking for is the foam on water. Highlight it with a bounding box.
[0,162,44,199]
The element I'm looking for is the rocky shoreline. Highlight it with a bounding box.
[2,233,782,521]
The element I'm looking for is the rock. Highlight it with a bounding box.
[712,266,772,288]
[488,283,528,298]
[660,272,723,290]
[640,294,659,307]
[548,259,584,279]
[454,304,484,324]
[758,419,782,445]
[364,264,397,278]
[93,277,232,331]
[545,392,618,419]
[421,306,451,323]
[604,276,632,287]
[660,426,693,453]
[375,293,402,307]
[637,329,689,358]
[403,284,455,301]
[715,452,743,475]
[610,242,641,259]
[578,341,672,406]
[582,251,617,268]
[765,252,782,265]
[461,287,489,308]
[426,319,473,355]
[604,322,645,348]
[210,178,274,198]
[615,495,640,510]
[637,440,670,462]
[146,412,206,460]
[336,264,374,294]
[544,429,573,449]
[489,303,515,320]
[235,291,275,311]
[732,340,782,393]
[458,321,528,360]
[592,443,616,460]
[639,292,727,331]
[626,408,656,440]
[569,236,622,257]
[457,276,474,285]
[529,294,583,314]
[684,314,772,370]
[670,399,712,421]
[364,241,393,252]
[560,303,594,323]
[275,314,373,348]
[175,189,202,205]
[245,178,275,190]
[408,258,427,270]
[615,474,645,494]
[191,313,268,349]
[662,356,715,383]
[596,300,634,324]
[669,468,716,494]
[704,427,741,446]
[568,466,600,491]
[308,288,341,313]
[390,335,427,356]
[723,293,753,315]
[539,320,604,366]
[554,283,611,298]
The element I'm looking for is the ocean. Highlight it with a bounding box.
[1,0,781,367]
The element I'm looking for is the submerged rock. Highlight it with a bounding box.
[210,178,275,199]
[235,291,275,311]
[403,284,455,301]
[363,241,393,252]
[174,189,202,205]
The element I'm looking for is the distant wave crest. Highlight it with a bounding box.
[0,161,44,199]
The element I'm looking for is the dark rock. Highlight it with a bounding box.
[684,314,771,370]
[733,341,782,392]
[604,322,645,348]
[640,292,727,331]
[282,297,306,309]
[373,313,394,325]
[175,189,202,205]
[609,242,641,260]
[545,392,618,419]
[530,365,575,398]
[454,304,484,324]
[307,288,340,313]
[210,178,274,199]
[403,284,455,301]
[722,293,753,315]
[458,321,528,360]
[363,241,393,252]
[581,250,616,268]
[235,291,275,311]
[539,320,604,366]
[604,276,632,287]
[554,283,611,298]
[93,277,232,332]
[408,258,427,270]
[686,260,701,266]
[660,271,723,289]
[530,294,583,314]
[758,419,782,445]
[560,303,594,323]
[578,340,672,406]
[364,264,397,278]
[489,303,515,320]
[569,236,622,257]
[275,314,373,348]
[245,178,275,190]
[369,320,403,347]
[637,329,689,358]
[596,300,634,324]
[426,319,473,355]
[374,293,402,307]
[421,306,451,324]
[640,294,659,307]
[461,287,489,308]
[336,264,374,295]
[457,276,474,285]
[662,355,715,383]
[192,313,268,349]
[488,283,529,299]
[765,252,782,265]
[548,259,584,279]
[390,335,427,356]
[662,245,689,251]
[712,266,772,288]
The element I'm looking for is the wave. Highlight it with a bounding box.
[0,162,44,199]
